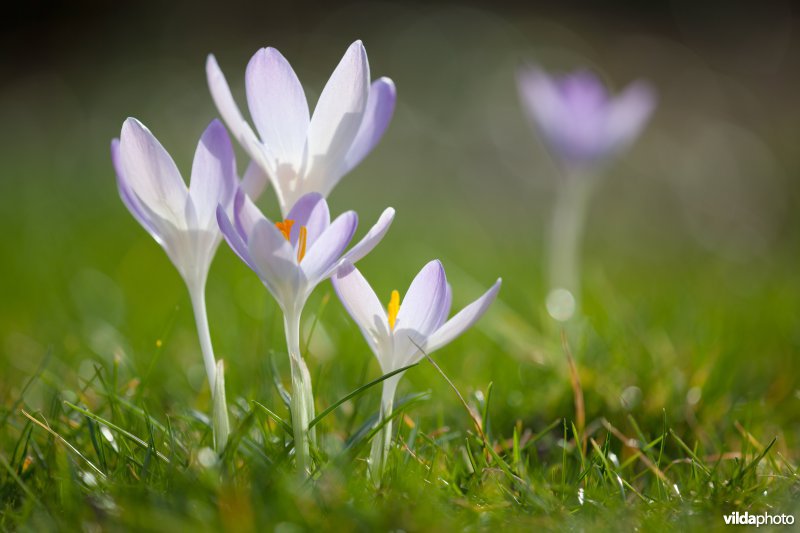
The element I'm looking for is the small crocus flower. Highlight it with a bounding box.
[331,259,501,480]
[112,117,257,451]
[207,40,396,216]
[516,67,655,168]
[517,67,656,321]
[217,191,394,471]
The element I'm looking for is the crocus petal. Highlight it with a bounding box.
[331,260,390,358]
[304,40,370,195]
[285,192,330,248]
[119,118,188,227]
[206,55,278,187]
[341,207,395,264]
[604,81,656,154]
[422,278,502,356]
[245,48,310,169]
[248,219,300,305]
[112,138,163,244]
[241,160,269,200]
[189,120,237,228]
[342,77,396,175]
[395,260,449,336]
[434,282,453,330]
[233,188,266,241]
[217,205,255,270]
[300,211,358,284]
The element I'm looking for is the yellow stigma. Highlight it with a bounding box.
[297,226,307,263]
[275,219,294,241]
[387,290,400,331]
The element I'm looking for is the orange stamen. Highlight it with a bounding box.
[275,219,294,241]
[297,226,307,263]
[387,290,400,331]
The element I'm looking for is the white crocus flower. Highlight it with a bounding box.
[206,40,396,216]
[332,260,501,480]
[111,118,263,451]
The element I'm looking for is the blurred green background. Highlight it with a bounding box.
[1,0,799,464]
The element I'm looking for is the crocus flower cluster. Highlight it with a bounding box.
[113,40,501,475]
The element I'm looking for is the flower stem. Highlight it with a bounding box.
[547,173,595,321]
[369,375,400,484]
[283,310,316,473]
[188,282,229,452]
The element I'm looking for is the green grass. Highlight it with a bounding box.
[1,225,799,530]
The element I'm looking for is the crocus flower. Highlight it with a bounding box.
[112,117,260,450]
[217,191,394,471]
[516,67,655,168]
[331,259,501,479]
[517,67,656,320]
[207,40,396,216]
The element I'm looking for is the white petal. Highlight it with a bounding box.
[245,48,310,169]
[300,211,357,284]
[331,261,390,358]
[119,118,188,228]
[341,207,394,265]
[395,260,449,336]
[240,160,269,200]
[248,219,300,308]
[422,278,502,356]
[206,54,279,192]
[342,77,396,175]
[304,40,370,195]
[189,120,237,229]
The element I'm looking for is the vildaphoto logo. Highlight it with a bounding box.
[723,511,795,527]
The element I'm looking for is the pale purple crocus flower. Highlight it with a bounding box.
[112,117,264,450]
[517,67,655,168]
[517,67,656,321]
[207,40,396,216]
[331,259,501,480]
[217,191,394,471]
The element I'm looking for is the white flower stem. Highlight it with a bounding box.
[369,375,400,484]
[187,281,229,452]
[283,309,316,473]
[547,173,595,320]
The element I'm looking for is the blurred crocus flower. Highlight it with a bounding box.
[207,40,396,216]
[331,259,501,480]
[112,118,255,450]
[217,191,394,471]
[516,67,655,168]
[517,67,656,321]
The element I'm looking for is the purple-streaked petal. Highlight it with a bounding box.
[245,48,309,168]
[558,70,608,113]
[285,192,330,248]
[241,160,269,200]
[233,188,267,241]
[112,138,162,244]
[605,81,656,154]
[395,260,449,336]
[300,210,358,284]
[341,207,395,265]
[423,278,502,355]
[189,120,237,228]
[342,77,396,175]
[217,204,254,270]
[303,40,370,195]
[119,118,188,226]
[248,219,300,305]
[331,260,390,356]
[434,282,453,330]
[206,54,277,179]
